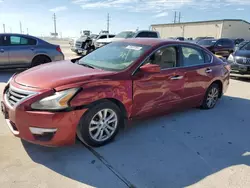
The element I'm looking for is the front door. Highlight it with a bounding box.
[0,35,9,67]
[132,45,185,118]
[179,45,215,107]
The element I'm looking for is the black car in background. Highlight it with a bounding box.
[228,41,250,78]
[197,38,235,57]
[194,37,214,43]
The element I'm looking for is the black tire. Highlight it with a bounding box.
[76,101,121,147]
[31,56,51,67]
[201,83,220,109]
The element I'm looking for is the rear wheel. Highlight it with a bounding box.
[77,101,121,147]
[201,83,220,109]
[31,55,51,67]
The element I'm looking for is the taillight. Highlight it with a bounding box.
[56,46,62,53]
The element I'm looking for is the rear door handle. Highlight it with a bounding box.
[0,49,4,53]
[170,75,184,80]
[205,68,212,73]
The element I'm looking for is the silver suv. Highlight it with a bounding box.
[0,33,64,69]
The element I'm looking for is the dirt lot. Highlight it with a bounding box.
[1,42,250,188]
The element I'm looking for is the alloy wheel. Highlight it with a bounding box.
[89,108,118,142]
[206,87,219,108]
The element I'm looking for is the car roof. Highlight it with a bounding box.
[118,38,199,47]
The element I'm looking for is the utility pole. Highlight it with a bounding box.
[53,13,57,37]
[3,24,5,33]
[20,21,22,34]
[107,13,110,33]
[178,12,181,23]
[174,11,177,23]
[27,28,29,35]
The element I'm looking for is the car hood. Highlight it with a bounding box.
[14,60,113,89]
[234,50,250,58]
[96,38,125,43]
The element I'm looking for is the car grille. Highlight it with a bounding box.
[5,86,35,106]
[236,57,250,65]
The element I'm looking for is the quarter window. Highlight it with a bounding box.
[10,36,37,45]
[181,47,205,66]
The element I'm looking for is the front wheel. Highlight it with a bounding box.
[77,101,121,147]
[201,83,220,109]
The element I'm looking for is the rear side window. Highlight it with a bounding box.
[204,52,212,63]
[10,36,37,45]
[181,46,205,66]
[136,32,158,38]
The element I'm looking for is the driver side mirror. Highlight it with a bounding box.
[140,64,161,73]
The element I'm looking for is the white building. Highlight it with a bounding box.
[151,19,250,40]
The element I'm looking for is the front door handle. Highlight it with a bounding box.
[0,49,4,53]
[170,75,184,80]
[205,68,212,73]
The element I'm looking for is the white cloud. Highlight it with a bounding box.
[154,12,168,18]
[76,0,194,12]
[236,8,244,10]
[49,6,67,12]
[226,0,250,5]
[0,0,3,2]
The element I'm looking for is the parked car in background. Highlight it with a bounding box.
[198,38,235,57]
[70,33,115,55]
[0,33,64,69]
[194,37,215,43]
[232,38,244,45]
[1,39,230,147]
[95,30,160,48]
[228,41,250,78]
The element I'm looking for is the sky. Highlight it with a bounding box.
[0,0,249,37]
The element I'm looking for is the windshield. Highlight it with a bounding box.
[198,39,217,46]
[114,31,136,39]
[240,42,250,50]
[78,42,150,71]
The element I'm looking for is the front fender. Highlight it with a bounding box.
[69,80,133,117]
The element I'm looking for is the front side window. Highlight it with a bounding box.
[10,36,36,45]
[144,46,177,69]
[181,46,205,66]
[78,42,150,71]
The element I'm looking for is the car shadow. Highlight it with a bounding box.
[22,95,250,188]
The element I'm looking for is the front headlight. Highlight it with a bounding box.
[227,54,234,63]
[31,88,79,110]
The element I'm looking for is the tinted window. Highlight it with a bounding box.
[109,35,115,38]
[10,36,36,45]
[216,40,223,46]
[136,32,158,38]
[145,47,177,69]
[99,35,107,39]
[223,39,233,46]
[198,39,217,46]
[0,36,4,46]
[181,46,204,66]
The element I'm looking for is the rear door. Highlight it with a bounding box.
[132,45,185,117]
[0,35,9,66]
[6,35,37,66]
[177,45,215,107]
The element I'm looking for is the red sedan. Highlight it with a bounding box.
[1,39,230,147]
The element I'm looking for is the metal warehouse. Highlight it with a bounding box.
[151,19,250,40]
